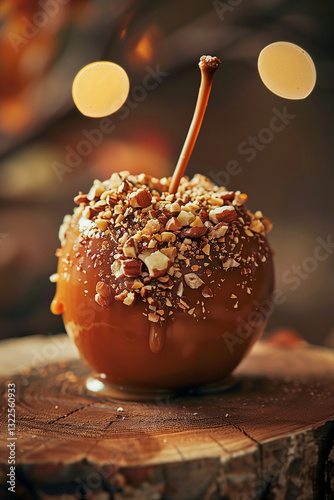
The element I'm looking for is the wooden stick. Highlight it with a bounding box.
[169,55,221,194]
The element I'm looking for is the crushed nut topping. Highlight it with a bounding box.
[58,172,272,321]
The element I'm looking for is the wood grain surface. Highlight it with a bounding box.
[0,334,333,500]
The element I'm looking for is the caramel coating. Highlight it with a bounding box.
[51,173,274,394]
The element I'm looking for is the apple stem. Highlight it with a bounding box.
[169,55,221,194]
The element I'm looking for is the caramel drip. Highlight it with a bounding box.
[149,319,167,354]
[51,298,64,315]
[169,55,221,194]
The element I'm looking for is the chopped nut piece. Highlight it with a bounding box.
[87,180,105,200]
[190,216,204,227]
[95,219,108,232]
[144,250,171,277]
[109,172,123,189]
[177,210,196,226]
[123,292,136,306]
[123,237,138,258]
[184,273,204,289]
[115,214,124,224]
[111,260,125,279]
[121,259,142,277]
[233,192,248,206]
[96,281,111,297]
[95,293,111,308]
[129,189,152,208]
[132,279,144,289]
[117,180,131,194]
[222,258,240,269]
[74,192,89,204]
[220,191,235,201]
[250,219,265,234]
[138,249,155,262]
[209,206,237,224]
[202,286,213,298]
[180,226,207,238]
[209,197,224,206]
[142,219,160,235]
[148,312,160,323]
[165,217,182,231]
[170,202,181,213]
[160,247,177,262]
[261,216,273,233]
[208,222,228,239]
[119,232,129,246]
[157,275,170,283]
[161,231,176,242]
[114,290,128,302]
[244,227,254,237]
[49,273,59,283]
[202,243,210,255]
[177,281,184,297]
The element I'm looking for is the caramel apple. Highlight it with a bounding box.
[51,172,273,398]
[51,56,274,399]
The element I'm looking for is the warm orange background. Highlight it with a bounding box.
[0,0,333,345]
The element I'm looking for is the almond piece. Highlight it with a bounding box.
[74,192,89,204]
[144,250,171,278]
[165,217,182,231]
[142,219,160,235]
[177,210,196,226]
[109,172,123,189]
[129,189,152,208]
[123,291,136,306]
[170,202,181,213]
[261,216,273,233]
[220,191,235,201]
[180,226,207,238]
[202,243,210,256]
[250,219,265,234]
[132,279,144,289]
[148,312,160,323]
[190,216,204,227]
[95,219,108,232]
[87,180,105,200]
[184,273,204,289]
[208,222,228,239]
[114,290,128,302]
[209,206,237,224]
[222,258,240,269]
[117,180,131,194]
[177,281,184,297]
[111,260,125,279]
[161,232,176,243]
[123,237,138,258]
[121,259,142,277]
[95,293,111,308]
[202,286,213,298]
[233,192,248,206]
[148,239,157,249]
[138,249,155,262]
[96,281,111,297]
[160,247,177,262]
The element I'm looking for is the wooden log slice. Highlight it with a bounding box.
[0,334,333,499]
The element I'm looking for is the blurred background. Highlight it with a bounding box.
[0,0,333,345]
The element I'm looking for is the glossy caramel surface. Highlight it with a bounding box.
[52,225,274,391]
